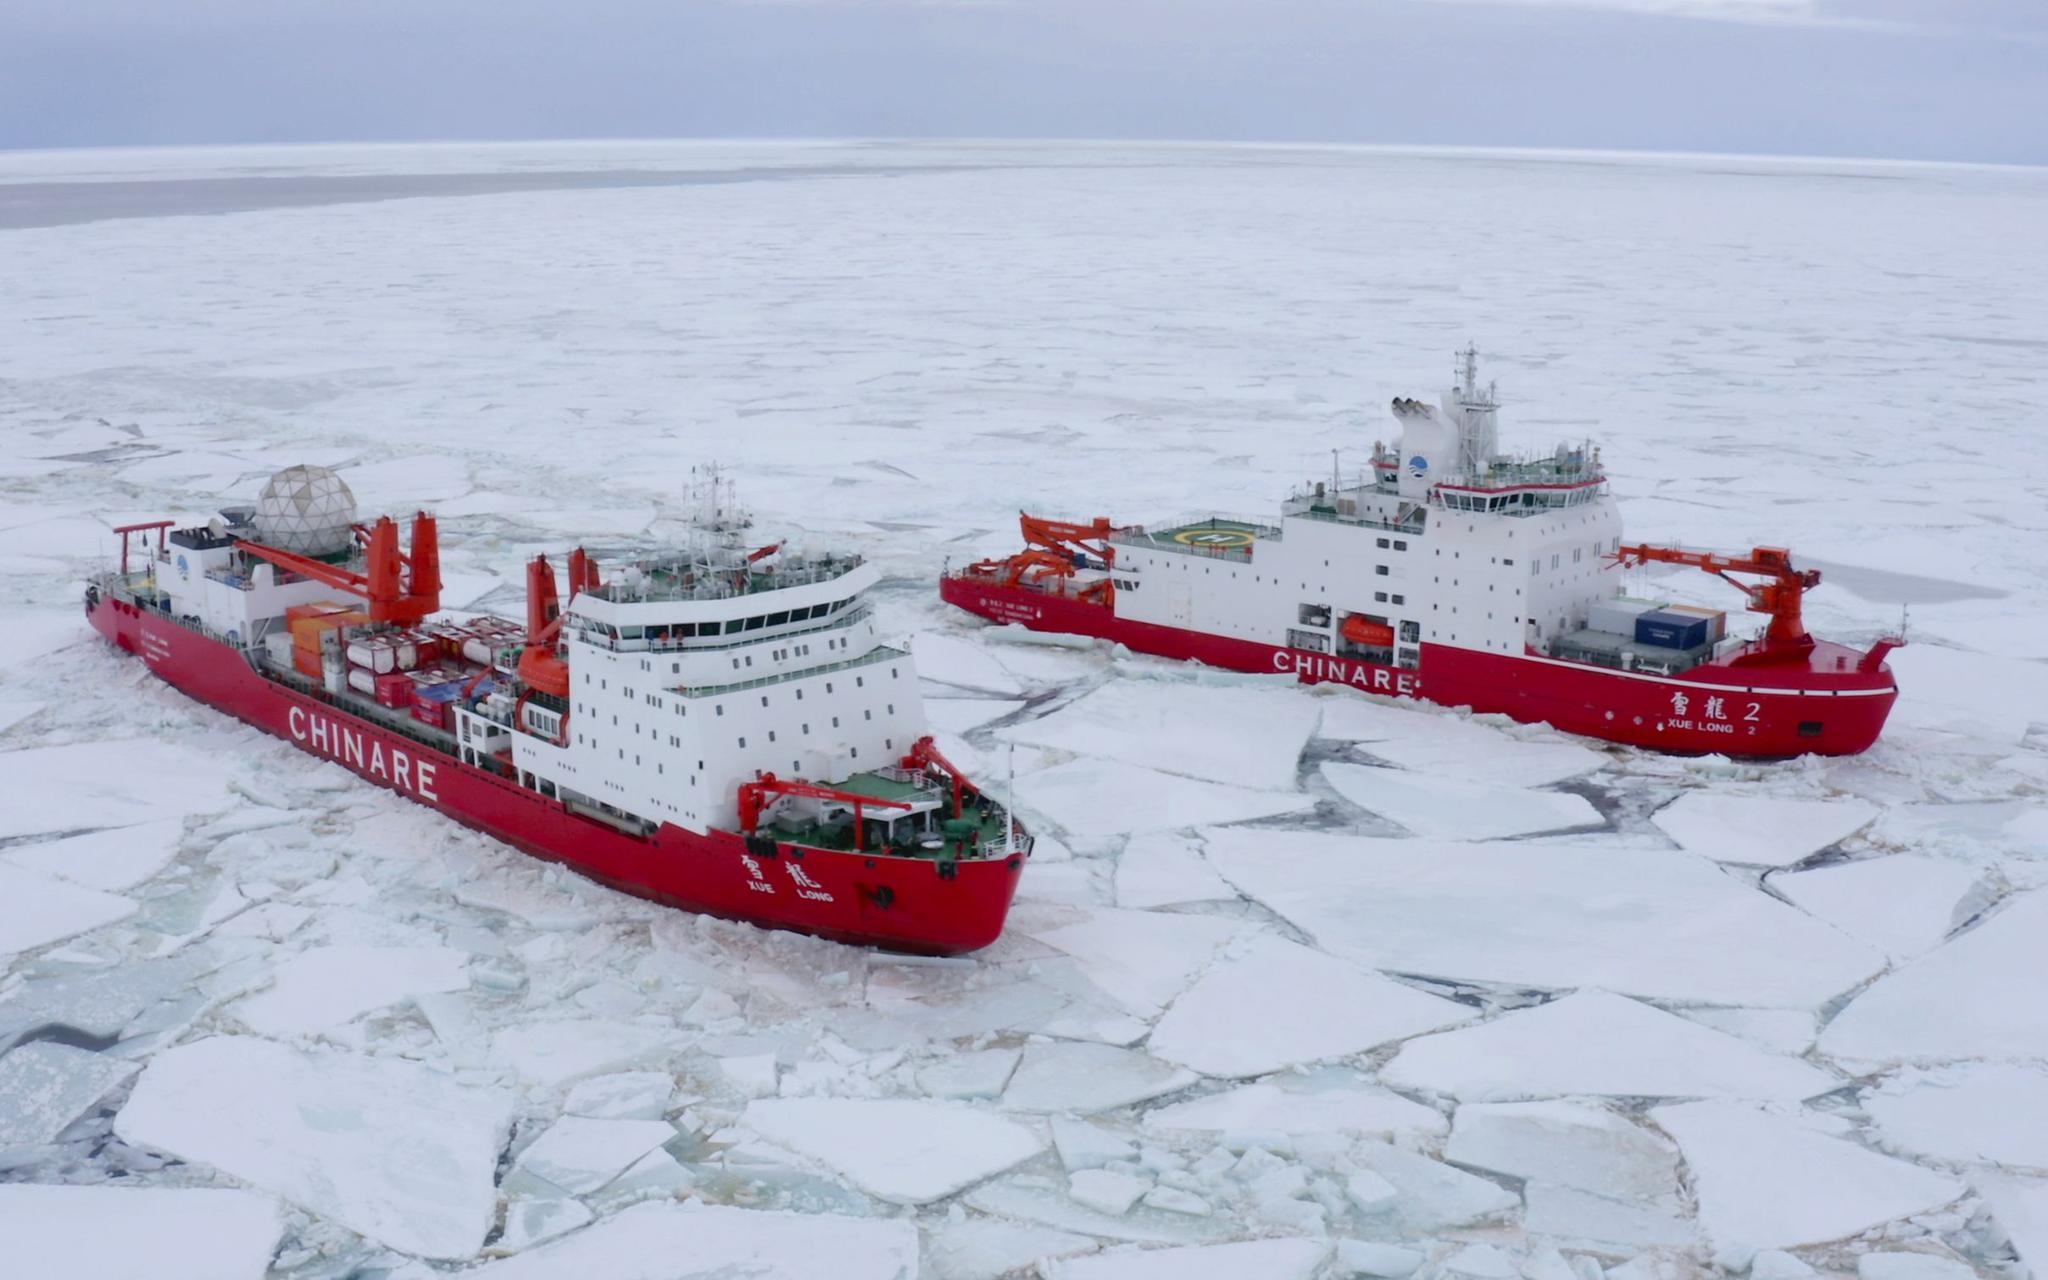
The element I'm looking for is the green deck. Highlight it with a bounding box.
[770,769,1014,859]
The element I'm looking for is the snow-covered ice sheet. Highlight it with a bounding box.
[1147,934,1470,1077]
[1024,907,1243,1018]
[926,696,1027,735]
[1382,990,1837,1101]
[1003,1040,1198,1113]
[1319,762,1603,840]
[1015,759,1313,836]
[1651,791,1880,868]
[0,862,137,956]
[463,1200,921,1279]
[1653,1101,1964,1254]
[1000,680,1319,790]
[1772,855,1978,959]
[488,1018,685,1086]
[510,1115,676,1194]
[1140,1072,1447,1142]
[1863,1063,2048,1169]
[0,1184,281,1280]
[1444,1100,1680,1203]
[1974,1174,2048,1275]
[742,1097,1043,1204]
[0,740,235,840]
[1206,830,1885,1007]
[227,944,470,1036]
[912,632,1029,695]
[1045,1237,1329,1279]
[1819,891,2048,1065]
[1324,702,1608,787]
[1348,1140,1522,1230]
[0,816,186,892]
[1112,833,1239,910]
[115,1035,512,1259]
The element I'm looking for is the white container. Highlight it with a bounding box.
[263,630,294,668]
[347,639,396,674]
[1588,596,1663,636]
[394,640,419,670]
[347,667,378,696]
[462,637,496,667]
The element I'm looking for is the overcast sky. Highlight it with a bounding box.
[3,0,2042,164]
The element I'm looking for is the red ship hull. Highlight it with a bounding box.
[90,595,1024,955]
[940,578,1897,758]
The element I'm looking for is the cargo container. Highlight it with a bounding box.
[347,637,397,673]
[411,699,447,728]
[292,647,322,678]
[1635,609,1711,651]
[1662,603,1727,643]
[1588,596,1664,637]
[346,667,378,697]
[262,630,294,668]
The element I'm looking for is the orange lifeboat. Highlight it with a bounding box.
[1341,615,1395,648]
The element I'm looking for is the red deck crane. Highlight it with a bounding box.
[965,513,1122,607]
[1609,544,1820,649]
[238,513,442,626]
[738,774,914,852]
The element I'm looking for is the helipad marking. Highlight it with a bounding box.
[1170,527,1257,549]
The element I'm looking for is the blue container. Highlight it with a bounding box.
[1635,610,1710,650]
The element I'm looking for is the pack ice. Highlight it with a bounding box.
[115,1035,513,1258]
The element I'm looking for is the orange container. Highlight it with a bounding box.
[293,647,322,678]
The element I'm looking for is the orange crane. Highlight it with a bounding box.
[1609,544,1820,649]
[966,513,1122,606]
[738,774,914,852]
[239,513,442,626]
[515,547,601,699]
[901,734,973,817]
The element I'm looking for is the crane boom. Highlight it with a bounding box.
[1609,543,1820,648]
[238,512,442,626]
[737,773,914,852]
[963,512,1124,605]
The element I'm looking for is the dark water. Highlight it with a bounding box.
[0,161,970,230]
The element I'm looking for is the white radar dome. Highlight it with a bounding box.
[253,464,358,556]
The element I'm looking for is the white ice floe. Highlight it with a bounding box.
[0,1184,281,1280]
[1069,1168,1151,1216]
[1346,1141,1521,1230]
[917,1046,1022,1100]
[1863,1063,2048,1169]
[0,817,185,892]
[1819,891,2048,1066]
[115,1035,512,1259]
[1206,830,1884,1008]
[1000,680,1318,791]
[1017,759,1313,837]
[1141,1072,1447,1143]
[927,1215,1102,1278]
[1113,833,1239,910]
[1651,792,1879,868]
[1052,1116,1138,1171]
[1772,856,1978,960]
[0,863,137,957]
[1382,991,1837,1102]
[742,1097,1043,1204]
[1856,1253,1976,1280]
[1444,1101,1680,1203]
[0,740,236,841]
[563,1071,677,1120]
[913,632,1029,695]
[488,1018,684,1087]
[1026,907,1244,1018]
[0,700,45,736]
[227,945,470,1036]
[1652,1101,1964,1254]
[1148,934,1470,1078]
[1004,1040,1198,1113]
[1974,1174,2048,1275]
[965,1176,1235,1246]
[494,1197,593,1254]
[1331,708,1609,788]
[1522,1183,1694,1253]
[463,1200,920,1279]
[1045,1237,1330,1280]
[926,697,1027,735]
[1319,762,1601,840]
[510,1115,676,1194]
[0,1040,139,1146]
